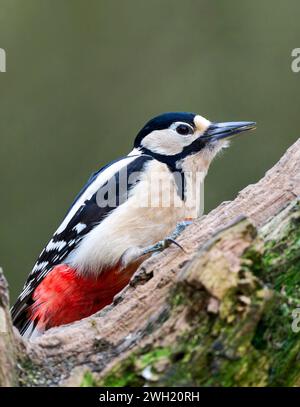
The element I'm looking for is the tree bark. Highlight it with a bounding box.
[0,268,22,387]
[2,139,300,387]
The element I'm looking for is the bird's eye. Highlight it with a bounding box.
[175,123,193,136]
[169,121,194,136]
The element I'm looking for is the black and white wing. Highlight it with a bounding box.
[11,153,152,328]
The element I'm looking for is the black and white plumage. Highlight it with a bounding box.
[11,112,256,337]
[12,153,152,329]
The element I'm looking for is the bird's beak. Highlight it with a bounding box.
[203,121,256,142]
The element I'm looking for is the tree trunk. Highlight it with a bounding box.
[0,268,22,387]
[1,139,300,387]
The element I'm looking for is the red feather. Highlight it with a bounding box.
[28,262,138,332]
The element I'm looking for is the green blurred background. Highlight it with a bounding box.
[0,0,299,301]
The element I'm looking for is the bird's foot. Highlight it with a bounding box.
[121,220,192,268]
[141,220,192,256]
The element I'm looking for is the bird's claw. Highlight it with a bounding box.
[141,220,192,256]
[121,220,192,267]
[167,220,193,241]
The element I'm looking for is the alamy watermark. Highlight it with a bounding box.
[0,48,6,72]
[95,169,205,219]
[291,48,300,73]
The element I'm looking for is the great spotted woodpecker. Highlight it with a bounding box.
[11,112,255,338]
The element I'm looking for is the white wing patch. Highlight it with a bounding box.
[45,240,67,252]
[73,223,87,233]
[55,155,139,235]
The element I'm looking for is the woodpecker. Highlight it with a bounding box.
[11,112,256,338]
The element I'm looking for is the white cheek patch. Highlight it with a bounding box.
[141,129,185,155]
[141,128,205,156]
[194,115,211,133]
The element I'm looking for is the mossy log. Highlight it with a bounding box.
[1,139,300,387]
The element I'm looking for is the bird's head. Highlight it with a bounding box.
[134,112,256,171]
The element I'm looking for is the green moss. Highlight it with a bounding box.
[100,355,144,387]
[169,291,186,308]
[99,347,175,386]
[251,294,300,386]
[139,348,172,367]
[242,202,300,385]
[80,371,98,387]
[18,356,45,387]
[243,205,300,303]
